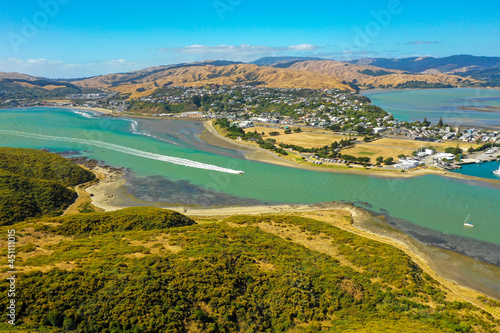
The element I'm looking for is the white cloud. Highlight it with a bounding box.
[288,44,318,51]
[0,58,146,78]
[0,44,324,77]
[158,43,322,61]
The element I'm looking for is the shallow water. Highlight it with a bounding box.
[453,160,500,180]
[0,107,499,260]
[364,88,500,128]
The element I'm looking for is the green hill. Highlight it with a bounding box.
[0,151,498,332]
[1,211,498,332]
[0,148,94,187]
[39,207,196,236]
[0,148,95,225]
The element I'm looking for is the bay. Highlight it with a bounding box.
[0,107,499,261]
[364,88,500,129]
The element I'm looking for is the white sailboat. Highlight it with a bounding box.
[493,165,500,176]
[463,214,474,228]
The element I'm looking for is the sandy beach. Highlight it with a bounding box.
[85,166,129,211]
[67,106,115,115]
[83,166,500,310]
[77,117,500,308]
[81,162,500,308]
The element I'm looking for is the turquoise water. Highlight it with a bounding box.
[454,160,500,180]
[364,88,500,128]
[0,107,499,249]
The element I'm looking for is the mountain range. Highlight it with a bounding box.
[349,55,500,74]
[1,55,498,100]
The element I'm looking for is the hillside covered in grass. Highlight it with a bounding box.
[1,209,498,333]
[0,148,95,225]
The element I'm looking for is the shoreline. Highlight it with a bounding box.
[66,105,115,115]
[14,105,499,185]
[0,105,117,115]
[361,86,500,95]
[202,120,500,185]
[83,165,500,307]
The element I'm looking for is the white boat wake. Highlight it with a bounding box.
[128,120,180,146]
[0,130,244,174]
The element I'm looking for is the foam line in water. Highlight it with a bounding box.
[0,130,244,174]
[71,110,97,119]
[127,119,180,146]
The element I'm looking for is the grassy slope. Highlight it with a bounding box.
[0,148,94,187]
[72,63,354,98]
[0,148,95,225]
[288,60,480,88]
[0,210,498,332]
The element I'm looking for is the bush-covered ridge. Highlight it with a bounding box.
[2,212,498,333]
[37,207,197,235]
[0,148,95,225]
[0,148,95,187]
[0,170,77,224]
[223,215,422,288]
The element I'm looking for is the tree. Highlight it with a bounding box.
[383,157,394,165]
[192,95,202,107]
[355,125,365,134]
[445,147,462,155]
[437,116,444,127]
[397,154,406,159]
[329,124,341,132]
[357,157,371,164]
[376,156,384,163]
[293,127,302,133]
[422,116,431,127]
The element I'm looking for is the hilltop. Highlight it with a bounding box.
[350,55,500,87]
[279,60,479,89]
[0,73,102,100]
[0,148,95,225]
[2,209,500,332]
[72,63,354,98]
[251,56,324,67]
[1,55,498,103]
[350,55,500,73]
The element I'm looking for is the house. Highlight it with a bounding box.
[373,127,387,134]
[395,158,420,170]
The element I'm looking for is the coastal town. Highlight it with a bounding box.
[2,0,500,331]
[5,84,499,173]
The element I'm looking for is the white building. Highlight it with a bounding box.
[395,158,420,170]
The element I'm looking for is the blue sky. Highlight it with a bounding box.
[0,0,498,78]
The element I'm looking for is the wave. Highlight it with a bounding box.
[71,110,97,119]
[128,119,180,146]
[0,130,244,174]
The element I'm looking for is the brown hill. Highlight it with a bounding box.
[0,72,41,81]
[72,63,354,98]
[288,60,480,88]
[16,81,68,91]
